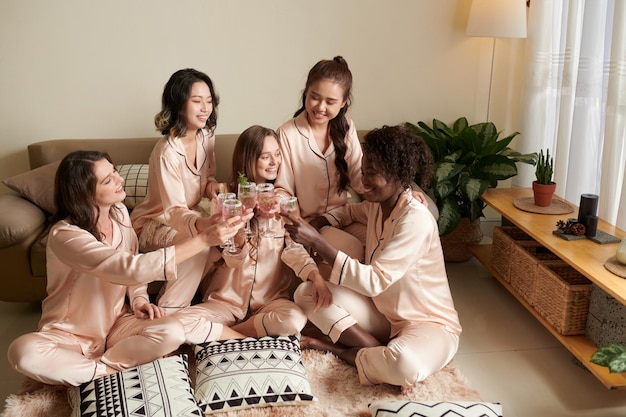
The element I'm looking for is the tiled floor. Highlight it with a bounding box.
[1,220,626,416]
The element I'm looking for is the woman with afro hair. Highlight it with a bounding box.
[284,125,461,393]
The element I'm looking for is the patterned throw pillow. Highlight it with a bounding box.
[69,354,202,417]
[368,400,503,417]
[117,164,149,209]
[193,335,316,414]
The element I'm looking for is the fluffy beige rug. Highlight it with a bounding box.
[1,350,481,417]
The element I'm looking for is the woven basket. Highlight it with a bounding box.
[534,261,592,335]
[509,242,560,306]
[491,226,536,282]
[440,218,484,262]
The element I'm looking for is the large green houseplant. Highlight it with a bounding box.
[407,117,537,237]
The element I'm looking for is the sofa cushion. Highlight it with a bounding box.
[193,335,315,414]
[69,354,202,417]
[2,161,60,214]
[368,400,503,417]
[0,194,47,248]
[116,164,149,209]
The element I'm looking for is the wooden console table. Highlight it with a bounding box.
[469,187,626,389]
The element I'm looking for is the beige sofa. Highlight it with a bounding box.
[0,131,388,303]
[0,134,239,302]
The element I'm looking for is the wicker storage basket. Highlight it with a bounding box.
[491,226,536,282]
[509,242,560,306]
[533,261,592,335]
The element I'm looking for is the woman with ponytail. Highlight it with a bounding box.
[274,56,368,260]
[275,57,435,260]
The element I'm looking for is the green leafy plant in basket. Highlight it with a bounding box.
[407,117,537,236]
[591,344,626,373]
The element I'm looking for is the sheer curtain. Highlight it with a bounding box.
[515,0,626,229]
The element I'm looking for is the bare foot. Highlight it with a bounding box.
[401,384,415,395]
[300,335,334,351]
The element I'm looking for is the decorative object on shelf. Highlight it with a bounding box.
[604,256,626,278]
[532,148,556,207]
[513,196,574,214]
[556,219,585,236]
[605,238,626,278]
[585,215,599,237]
[406,117,537,261]
[553,216,621,244]
[590,344,626,373]
[577,193,599,232]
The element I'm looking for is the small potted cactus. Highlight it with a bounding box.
[533,149,555,207]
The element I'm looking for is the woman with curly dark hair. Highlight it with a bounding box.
[284,125,461,393]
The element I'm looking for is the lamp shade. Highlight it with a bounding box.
[466,0,527,38]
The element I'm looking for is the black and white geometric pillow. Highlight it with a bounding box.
[193,335,316,414]
[369,400,503,417]
[69,354,202,417]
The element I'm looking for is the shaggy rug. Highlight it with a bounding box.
[1,350,481,417]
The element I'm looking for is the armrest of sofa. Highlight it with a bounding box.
[0,193,47,248]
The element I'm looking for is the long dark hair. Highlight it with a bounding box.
[51,150,123,241]
[230,125,279,189]
[294,56,353,193]
[154,68,219,138]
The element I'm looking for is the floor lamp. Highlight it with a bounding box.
[466,0,527,122]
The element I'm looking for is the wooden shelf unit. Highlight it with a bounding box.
[470,187,626,390]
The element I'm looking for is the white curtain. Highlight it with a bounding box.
[515,0,626,229]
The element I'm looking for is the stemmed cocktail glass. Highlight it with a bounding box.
[256,183,275,238]
[237,182,257,238]
[221,198,243,254]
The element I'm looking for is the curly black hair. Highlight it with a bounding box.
[361,125,434,190]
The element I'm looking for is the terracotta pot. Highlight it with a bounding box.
[440,218,484,262]
[532,181,556,207]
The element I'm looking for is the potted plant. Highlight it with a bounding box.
[532,148,555,207]
[407,117,537,261]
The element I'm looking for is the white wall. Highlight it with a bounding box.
[0,0,527,194]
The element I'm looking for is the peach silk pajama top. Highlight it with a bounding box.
[205,218,319,318]
[325,191,462,338]
[40,204,177,357]
[131,129,217,238]
[274,113,364,220]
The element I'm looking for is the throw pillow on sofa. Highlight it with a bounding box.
[2,162,149,213]
[2,161,60,214]
[116,164,149,209]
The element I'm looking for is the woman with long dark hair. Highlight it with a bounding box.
[7,150,243,386]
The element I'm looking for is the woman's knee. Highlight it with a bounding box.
[293,281,314,311]
[143,317,186,348]
[7,334,48,373]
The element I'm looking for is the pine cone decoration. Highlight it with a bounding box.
[556,219,586,236]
